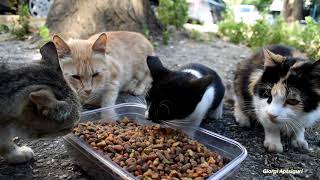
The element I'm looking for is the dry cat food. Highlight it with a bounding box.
[73,118,227,180]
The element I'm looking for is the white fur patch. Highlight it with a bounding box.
[182,69,202,78]
[165,68,216,135]
[303,106,320,127]
[187,86,215,126]
[167,86,215,136]
[5,146,34,164]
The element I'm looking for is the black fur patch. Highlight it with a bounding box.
[285,61,320,112]
[146,56,225,121]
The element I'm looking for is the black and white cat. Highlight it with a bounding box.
[145,56,225,134]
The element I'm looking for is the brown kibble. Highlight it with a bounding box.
[178,153,184,162]
[153,158,159,166]
[90,142,96,147]
[112,145,124,151]
[147,153,158,161]
[157,163,164,170]
[172,141,180,147]
[151,173,159,179]
[97,140,106,148]
[143,169,153,177]
[72,119,226,179]
[181,163,191,172]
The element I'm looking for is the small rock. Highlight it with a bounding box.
[59,174,69,179]
[61,162,69,166]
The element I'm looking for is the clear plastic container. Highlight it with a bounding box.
[63,103,247,180]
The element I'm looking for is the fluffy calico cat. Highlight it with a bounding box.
[234,44,320,152]
[53,31,154,111]
[145,56,225,134]
[0,42,80,164]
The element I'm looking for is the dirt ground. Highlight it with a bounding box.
[0,32,319,180]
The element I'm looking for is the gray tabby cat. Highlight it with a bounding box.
[0,42,81,164]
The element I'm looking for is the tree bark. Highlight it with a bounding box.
[282,0,304,23]
[46,0,162,39]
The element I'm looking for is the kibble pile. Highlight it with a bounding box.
[73,118,226,180]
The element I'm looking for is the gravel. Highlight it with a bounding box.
[0,32,319,179]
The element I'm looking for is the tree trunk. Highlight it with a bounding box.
[282,0,304,23]
[46,0,162,39]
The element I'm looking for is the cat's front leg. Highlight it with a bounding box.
[234,98,251,127]
[101,84,120,120]
[263,126,283,152]
[291,127,309,150]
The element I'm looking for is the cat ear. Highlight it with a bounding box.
[52,35,71,58]
[40,42,61,72]
[147,56,169,79]
[92,33,107,53]
[190,75,213,93]
[263,48,285,67]
[29,89,58,107]
[29,89,59,116]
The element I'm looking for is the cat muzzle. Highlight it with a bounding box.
[267,113,278,124]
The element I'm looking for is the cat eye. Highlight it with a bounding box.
[258,89,271,99]
[285,99,300,105]
[92,72,99,78]
[71,75,81,80]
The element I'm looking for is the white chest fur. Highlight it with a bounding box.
[166,69,215,135]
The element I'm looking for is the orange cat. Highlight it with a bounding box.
[53,31,154,111]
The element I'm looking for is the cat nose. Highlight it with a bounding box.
[84,89,92,94]
[267,113,278,123]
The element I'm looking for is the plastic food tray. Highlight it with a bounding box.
[63,103,247,180]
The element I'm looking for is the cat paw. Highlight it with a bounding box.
[234,113,250,127]
[291,139,309,150]
[264,140,283,152]
[132,88,145,96]
[5,146,34,164]
[208,103,223,119]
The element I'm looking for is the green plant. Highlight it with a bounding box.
[158,0,188,29]
[0,24,10,34]
[247,19,270,48]
[38,26,50,42]
[218,11,249,44]
[158,0,188,44]
[142,24,150,38]
[162,30,170,45]
[8,0,18,12]
[189,29,205,41]
[12,4,30,39]
[217,9,320,60]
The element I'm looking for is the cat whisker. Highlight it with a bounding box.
[285,123,289,134]
[280,117,311,137]
[291,119,311,137]
[286,121,297,137]
[84,93,100,104]
[137,96,146,105]
[145,91,150,99]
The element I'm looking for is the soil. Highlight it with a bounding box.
[0,32,319,180]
